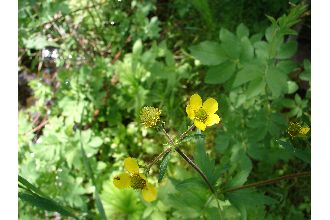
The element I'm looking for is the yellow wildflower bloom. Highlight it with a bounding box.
[186,94,221,131]
[113,157,157,202]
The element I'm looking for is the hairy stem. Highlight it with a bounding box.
[174,147,215,194]
[223,171,310,193]
[161,124,175,146]
[177,124,195,143]
[145,147,172,173]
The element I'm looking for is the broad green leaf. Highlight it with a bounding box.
[254,41,269,59]
[169,177,210,215]
[132,39,143,55]
[240,37,254,62]
[246,78,266,98]
[265,68,288,98]
[219,28,241,59]
[158,151,171,183]
[250,33,263,44]
[277,41,298,59]
[287,81,299,94]
[276,60,297,74]
[89,137,103,148]
[189,41,227,65]
[233,64,264,88]
[205,60,236,84]
[236,23,249,39]
[265,26,276,43]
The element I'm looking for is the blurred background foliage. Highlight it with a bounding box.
[18,0,310,219]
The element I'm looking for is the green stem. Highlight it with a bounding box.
[145,147,172,173]
[177,124,195,143]
[159,124,224,219]
[175,147,215,194]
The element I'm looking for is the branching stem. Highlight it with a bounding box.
[177,124,195,143]
[145,147,172,173]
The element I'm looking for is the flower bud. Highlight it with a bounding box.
[140,106,161,128]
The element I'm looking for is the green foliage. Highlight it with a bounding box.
[19,175,78,219]
[19,0,310,219]
[158,152,172,183]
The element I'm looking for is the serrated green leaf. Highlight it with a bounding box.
[194,137,220,185]
[158,151,171,183]
[181,133,205,143]
[226,189,277,210]
[226,153,252,188]
[189,41,227,65]
[205,60,236,84]
[276,140,310,163]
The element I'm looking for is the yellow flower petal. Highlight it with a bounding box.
[142,183,157,202]
[202,98,218,115]
[113,173,131,189]
[205,114,221,126]
[299,127,310,135]
[186,105,195,120]
[124,157,139,173]
[194,120,206,131]
[189,94,202,112]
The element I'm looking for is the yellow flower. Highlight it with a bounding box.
[113,157,157,202]
[288,121,310,137]
[299,127,310,135]
[186,94,221,131]
[140,106,162,128]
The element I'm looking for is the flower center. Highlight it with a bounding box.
[130,174,146,190]
[140,106,162,128]
[194,108,208,123]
